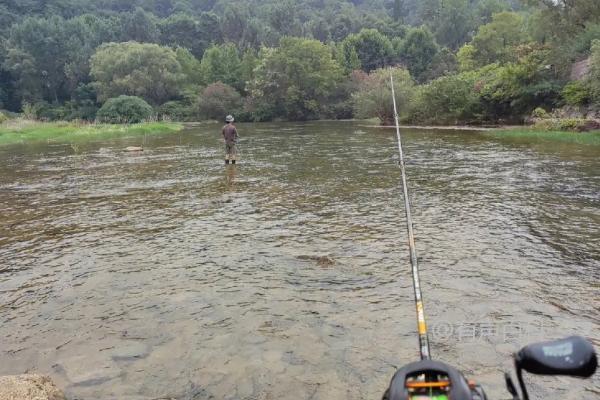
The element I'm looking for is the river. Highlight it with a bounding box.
[0,121,598,399]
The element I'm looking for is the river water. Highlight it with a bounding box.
[0,121,598,399]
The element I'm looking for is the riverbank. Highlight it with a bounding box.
[0,120,184,146]
[488,128,600,145]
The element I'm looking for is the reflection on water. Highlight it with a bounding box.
[0,121,598,399]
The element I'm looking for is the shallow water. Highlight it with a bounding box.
[0,121,598,399]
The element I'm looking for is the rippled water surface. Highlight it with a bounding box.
[0,122,598,399]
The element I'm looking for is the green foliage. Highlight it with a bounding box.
[531,107,550,119]
[409,71,481,124]
[393,0,406,23]
[0,111,7,124]
[200,44,242,90]
[533,118,587,132]
[470,12,529,67]
[175,47,203,89]
[457,44,478,72]
[352,67,415,125]
[398,27,439,82]
[431,0,475,50]
[90,41,184,105]
[249,37,344,121]
[96,95,153,123]
[160,13,205,57]
[341,29,394,73]
[158,100,196,121]
[198,82,243,120]
[562,81,591,107]
[590,40,600,106]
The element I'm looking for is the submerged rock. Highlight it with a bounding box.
[296,255,335,267]
[58,355,121,386]
[110,342,150,361]
[0,374,66,400]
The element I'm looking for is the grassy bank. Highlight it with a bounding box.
[488,129,600,145]
[0,120,184,146]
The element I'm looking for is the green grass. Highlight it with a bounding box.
[488,128,600,145]
[0,120,184,146]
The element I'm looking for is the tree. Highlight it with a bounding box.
[392,0,406,23]
[432,0,475,50]
[120,7,159,43]
[197,12,223,48]
[90,41,184,105]
[249,37,344,120]
[198,82,242,120]
[200,44,242,90]
[470,12,529,67]
[159,13,205,57]
[589,40,600,106]
[398,27,439,83]
[341,29,394,72]
[175,47,203,90]
[352,67,415,125]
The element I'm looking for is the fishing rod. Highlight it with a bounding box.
[390,71,431,362]
[383,70,597,400]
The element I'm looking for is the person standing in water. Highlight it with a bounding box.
[222,115,239,165]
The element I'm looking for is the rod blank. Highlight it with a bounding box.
[390,71,431,360]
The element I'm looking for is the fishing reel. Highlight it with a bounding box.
[383,336,597,400]
[383,359,487,400]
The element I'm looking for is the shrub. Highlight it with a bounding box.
[352,67,415,125]
[531,107,550,119]
[562,81,590,106]
[534,118,587,132]
[157,101,197,121]
[21,102,68,121]
[0,112,7,124]
[408,71,482,124]
[198,82,242,121]
[96,96,153,124]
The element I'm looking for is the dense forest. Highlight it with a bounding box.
[0,0,599,124]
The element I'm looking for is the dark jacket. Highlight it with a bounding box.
[222,124,238,143]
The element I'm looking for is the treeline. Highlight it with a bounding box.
[0,0,599,124]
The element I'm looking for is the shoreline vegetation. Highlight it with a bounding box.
[488,128,600,145]
[0,120,184,146]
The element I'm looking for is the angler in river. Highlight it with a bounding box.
[222,114,239,165]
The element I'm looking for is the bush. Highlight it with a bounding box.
[408,71,482,124]
[198,82,242,121]
[562,81,590,106]
[0,112,7,124]
[352,67,415,125]
[534,118,587,132]
[21,102,68,121]
[96,96,154,124]
[157,101,196,121]
[531,107,550,119]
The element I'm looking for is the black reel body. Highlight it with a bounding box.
[384,360,487,400]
